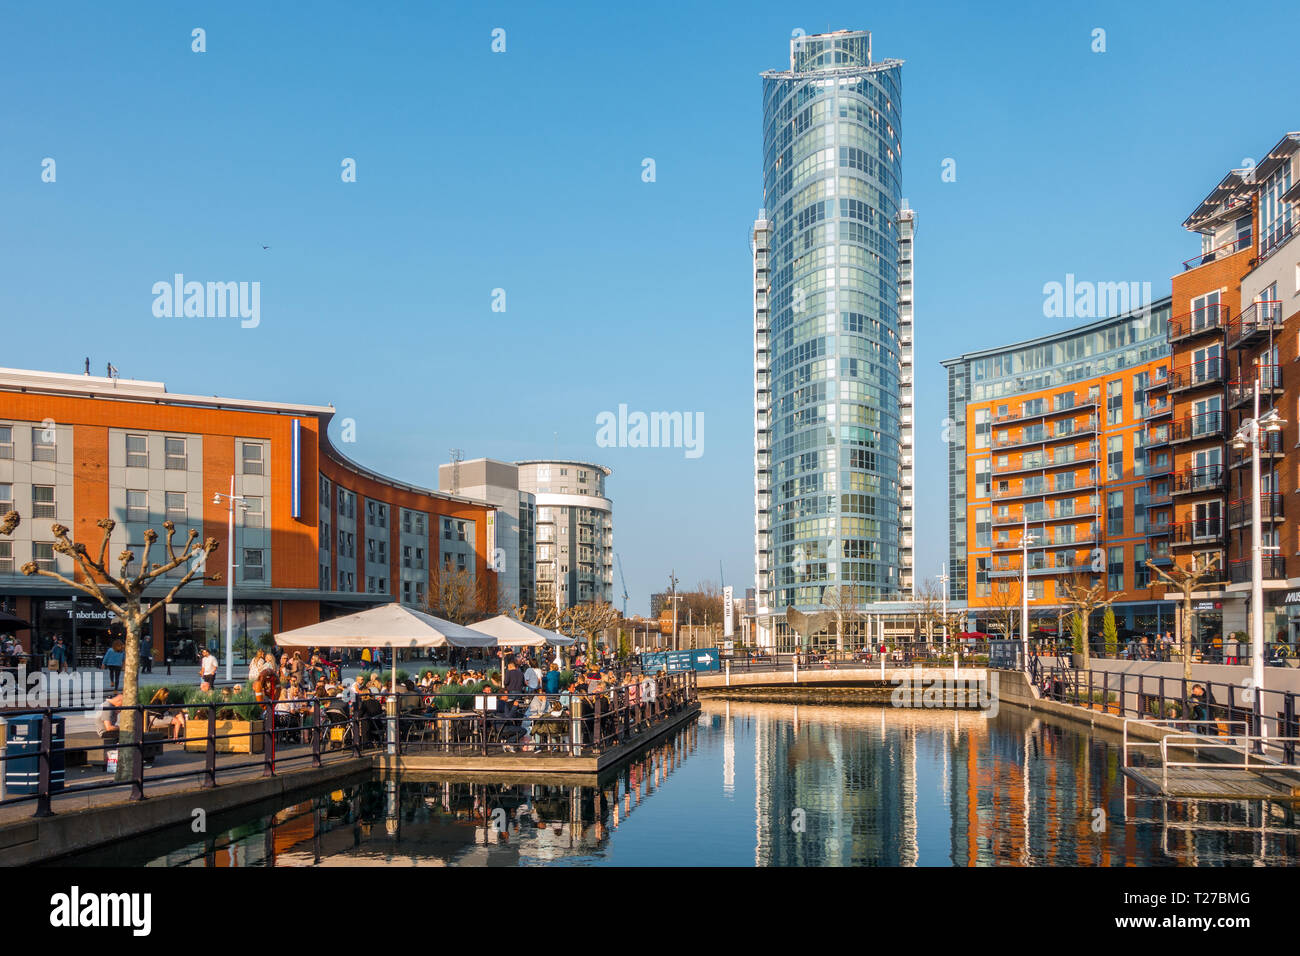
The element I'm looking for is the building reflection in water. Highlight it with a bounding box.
[78,701,1300,868]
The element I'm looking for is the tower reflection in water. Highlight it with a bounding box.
[86,701,1300,867]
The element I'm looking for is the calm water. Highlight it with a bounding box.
[60,702,1300,866]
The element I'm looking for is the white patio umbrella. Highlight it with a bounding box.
[467,615,577,648]
[274,603,497,690]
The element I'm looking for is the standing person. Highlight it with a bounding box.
[503,658,525,700]
[544,662,561,696]
[140,639,153,673]
[49,635,67,674]
[524,657,542,695]
[200,646,219,687]
[102,639,125,691]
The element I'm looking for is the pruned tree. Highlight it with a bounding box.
[1057,575,1119,667]
[567,599,620,653]
[1146,553,1222,681]
[983,577,1022,640]
[821,584,864,651]
[0,512,218,785]
[913,578,946,647]
[427,563,476,624]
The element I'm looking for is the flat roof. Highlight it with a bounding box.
[515,459,612,476]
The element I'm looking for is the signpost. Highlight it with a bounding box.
[641,648,721,673]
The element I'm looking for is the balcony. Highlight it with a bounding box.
[1181,236,1250,272]
[993,400,1098,427]
[991,475,1097,501]
[1169,520,1224,547]
[1167,303,1228,343]
[1145,397,1173,419]
[1229,431,1284,469]
[1168,357,1225,393]
[1146,488,1173,507]
[1227,364,1283,408]
[991,529,1100,553]
[992,446,1098,477]
[1227,301,1285,350]
[1168,411,1225,444]
[991,504,1099,527]
[1171,466,1225,496]
[992,417,1099,450]
[1258,218,1295,264]
[1228,555,1287,584]
[1227,493,1284,529]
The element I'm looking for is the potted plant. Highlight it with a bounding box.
[184,685,265,753]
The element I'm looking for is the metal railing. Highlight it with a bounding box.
[1181,238,1249,272]
[1038,666,1300,765]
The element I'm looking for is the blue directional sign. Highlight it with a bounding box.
[641,648,721,673]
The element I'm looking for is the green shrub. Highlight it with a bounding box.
[1070,612,1085,655]
[138,684,190,707]
[1102,608,1118,658]
[186,685,262,722]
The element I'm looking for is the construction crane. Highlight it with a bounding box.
[616,553,630,617]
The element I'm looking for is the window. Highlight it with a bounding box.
[403,545,412,568]
[243,549,264,581]
[126,490,148,523]
[414,547,424,569]
[243,496,263,529]
[1191,344,1222,383]
[443,518,452,540]
[1133,486,1147,534]
[0,425,11,459]
[31,426,56,462]
[367,501,375,526]
[33,542,55,572]
[1106,380,1123,425]
[975,508,991,548]
[1191,290,1221,330]
[241,442,263,475]
[377,504,387,529]
[126,434,148,468]
[165,437,187,470]
[0,541,11,572]
[32,485,56,519]
[415,515,424,535]
[457,521,467,542]
[1259,160,1294,257]
[1107,490,1124,535]
[367,576,376,593]
[1107,546,1124,592]
[1134,544,1149,588]
[0,483,10,513]
[1107,435,1123,481]
[403,511,411,533]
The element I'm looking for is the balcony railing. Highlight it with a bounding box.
[1227,364,1283,407]
[1227,493,1284,528]
[1181,236,1250,271]
[1227,300,1284,350]
[993,400,1098,427]
[991,528,1100,553]
[1228,555,1287,583]
[992,417,1099,450]
[1258,218,1295,263]
[1168,356,1225,392]
[1171,466,1225,495]
[1230,431,1284,468]
[1168,411,1224,443]
[1170,520,1224,545]
[1167,303,1228,341]
[991,475,1097,501]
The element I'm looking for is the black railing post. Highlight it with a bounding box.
[204,703,217,788]
[35,709,54,818]
[352,705,362,758]
[481,710,487,756]
[263,703,274,777]
[311,699,322,769]
[131,708,145,801]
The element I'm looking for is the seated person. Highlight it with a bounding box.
[100,692,125,734]
[146,687,187,740]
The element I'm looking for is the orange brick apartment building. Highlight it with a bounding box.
[943,300,1175,635]
[0,367,497,666]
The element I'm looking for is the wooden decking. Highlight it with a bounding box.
[1123,764,1300,800]
[374,702,701,781]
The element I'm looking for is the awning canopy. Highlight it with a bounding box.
[273,604,497,650]
[467,615,577,647]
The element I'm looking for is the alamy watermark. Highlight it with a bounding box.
[595,404,704,459]
[1042,274,1152,321]
[152,274,260,328]
[0,664,105,709]
[890,665,999,718]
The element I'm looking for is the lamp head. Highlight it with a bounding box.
[212,493,222,505]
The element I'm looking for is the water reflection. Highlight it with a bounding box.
[66,701,1300,867]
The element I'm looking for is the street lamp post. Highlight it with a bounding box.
[1232,371,1285,749]
[938,563,950,654]
[212,476,246,684]
[1020,514,1037,671]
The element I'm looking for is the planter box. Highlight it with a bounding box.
[183,718,265,754]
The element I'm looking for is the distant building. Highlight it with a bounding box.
[436,458,534,611]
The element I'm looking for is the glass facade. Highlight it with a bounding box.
[758,30,905,611]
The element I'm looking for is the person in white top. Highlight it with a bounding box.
[200,648,219,684]
[524,662,542,693]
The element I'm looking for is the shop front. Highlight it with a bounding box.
[164,600,272,665]
[33,597,152,668]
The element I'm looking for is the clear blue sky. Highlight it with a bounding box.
[2,1,1298,615]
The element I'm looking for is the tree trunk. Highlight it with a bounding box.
[1181,598,1193,683]
[116,605,143,785]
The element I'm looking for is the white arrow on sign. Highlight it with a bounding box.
[698,654,713,664]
